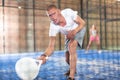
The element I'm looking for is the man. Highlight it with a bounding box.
[37,5,86,80]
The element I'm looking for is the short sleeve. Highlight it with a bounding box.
[49,22,59,36]
[62,8,78,20]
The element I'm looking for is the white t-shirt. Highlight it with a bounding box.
[49,8,78,36]
[91,30,97,36]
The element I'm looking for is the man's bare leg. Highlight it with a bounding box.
[68,40,77,79]
[65,51,70,65]
[64,51,70,76]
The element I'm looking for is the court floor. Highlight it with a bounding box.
[0,50,120,80]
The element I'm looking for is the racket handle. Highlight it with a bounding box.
[35,60,43,67]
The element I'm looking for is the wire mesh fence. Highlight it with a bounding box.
[0,0,120,53]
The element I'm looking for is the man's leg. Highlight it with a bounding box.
[68,40,78,79]
[65,51,77,76]
[65,51,70,65]
[64,51,70,76]
[65,39,70,65]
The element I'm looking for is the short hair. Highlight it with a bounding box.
[46,5,57,11]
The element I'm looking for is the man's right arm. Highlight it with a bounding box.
[37,36,56,64]
[44,36,56,56]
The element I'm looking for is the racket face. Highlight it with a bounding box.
[15,57,40,80]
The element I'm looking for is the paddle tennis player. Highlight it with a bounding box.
[86,24,101,53]
[37,5,86,80]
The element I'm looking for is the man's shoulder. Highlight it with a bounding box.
[61,8,73,12]
[61,8,74,16]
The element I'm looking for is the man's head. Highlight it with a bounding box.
[46,5,61,24]
[46,5,57,11]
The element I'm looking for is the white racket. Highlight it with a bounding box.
[15,57,42,80]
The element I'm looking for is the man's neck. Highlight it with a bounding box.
[58,15,66,27]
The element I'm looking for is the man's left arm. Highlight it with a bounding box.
[67,15,85,39]
[74,15,85,33]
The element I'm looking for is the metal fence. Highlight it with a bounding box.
[0,0,120,54]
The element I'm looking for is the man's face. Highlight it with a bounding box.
[47,8,60,24]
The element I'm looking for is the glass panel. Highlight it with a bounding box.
[2,0,34,53]
[0,7,4,53]
[5,0,33,9]
[4,7,20,53]
[0,0,120,53]
[5,0,18,7]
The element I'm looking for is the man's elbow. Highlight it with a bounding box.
[82,20,85,26]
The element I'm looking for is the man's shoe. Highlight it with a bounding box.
[67,77,75,80]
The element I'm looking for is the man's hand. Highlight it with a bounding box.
[66,30,77,39]
[37,54,48,64]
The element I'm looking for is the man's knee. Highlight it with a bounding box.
[68,41,77,51]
